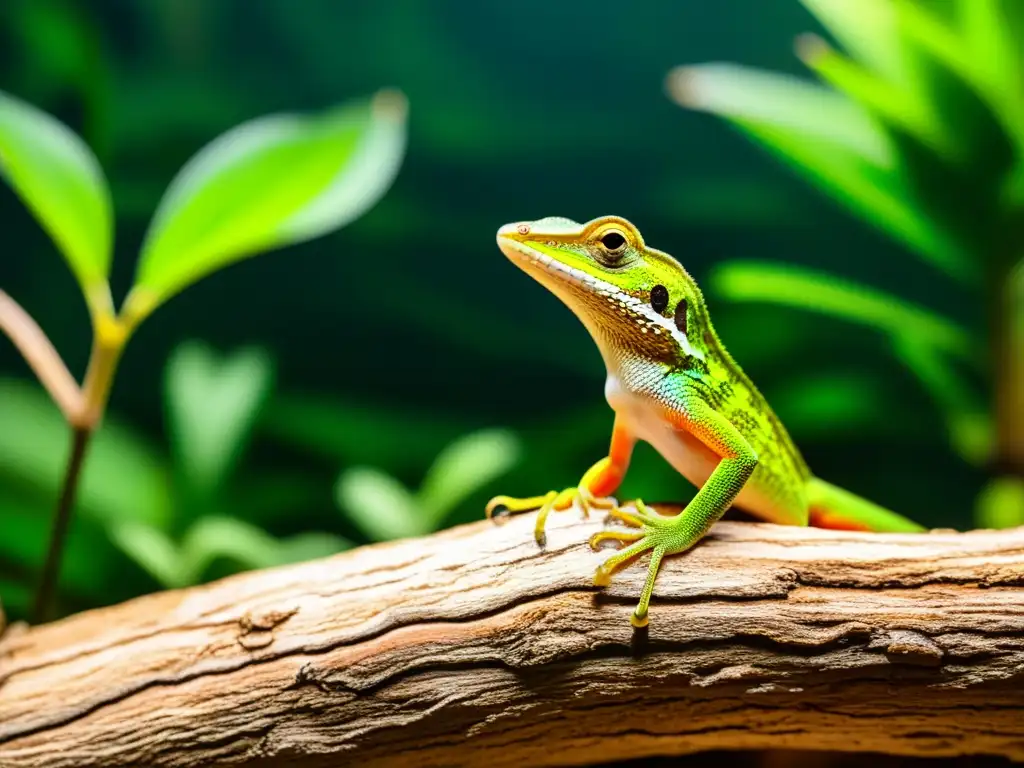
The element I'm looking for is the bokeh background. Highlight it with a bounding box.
[1,0,1018,623]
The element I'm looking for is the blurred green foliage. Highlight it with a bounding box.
[1,0,1018,623]
[670,0,1024,526]
[1,11,409,618]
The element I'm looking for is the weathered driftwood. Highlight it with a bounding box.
[1,509,1023,768]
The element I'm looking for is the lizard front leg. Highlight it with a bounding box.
[486,417,636,546]
[590,393,758,627]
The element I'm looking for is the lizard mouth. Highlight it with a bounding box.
[496,231,622,299]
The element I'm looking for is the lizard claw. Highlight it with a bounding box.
[485,487,616,546]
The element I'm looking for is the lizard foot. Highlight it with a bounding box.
[486,486,616,547]
[588,499,698,628]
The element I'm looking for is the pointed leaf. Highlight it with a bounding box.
[752,122,969,277]
[959,0,1024,120]
[164,341,273,503]
[667,63,892,164]
[0,89,113,313]
[798,0,907,82]
[796,35,945,153]
[667,64,970,280]
[418,428,521,526]
[709,261,974,360]
[177,516,287,584]
[335,466,422,541]
[129,90,408,319]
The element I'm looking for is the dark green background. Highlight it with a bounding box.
[0,0,979,618]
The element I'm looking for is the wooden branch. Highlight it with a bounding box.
[1,510,1024,768]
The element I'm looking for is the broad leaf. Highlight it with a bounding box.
[0,89,113,313]
[709,262,974,360]
[418,428,521,527]
[335,466,422,541]
[164,341,273,503]
[129,90,408,319]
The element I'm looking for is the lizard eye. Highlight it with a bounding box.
[599,230,627,254]
[650,284,669,314]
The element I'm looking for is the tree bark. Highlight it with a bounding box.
[1,510,1023,768]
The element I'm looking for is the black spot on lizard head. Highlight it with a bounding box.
[674,298,688,335]
[650,284,669,314]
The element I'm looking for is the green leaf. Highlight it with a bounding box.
[128,90,408,319]
[0,378,171,529]
[108,521,182,588]
[667,64,969,280]
[177,516,284,584]
[418,428,521,527]
[796,35,945,153]
[0,89,113,313]
[744,122,968,279]
[959,0,1024,129]
[164,341,274,503]
[798,0,908,82]
[709,261,975,361]
[335,466,422,541]
[666,63,893,164]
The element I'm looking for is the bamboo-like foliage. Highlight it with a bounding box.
[667,0,1024,526]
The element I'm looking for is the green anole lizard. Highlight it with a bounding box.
[486,215,924,628]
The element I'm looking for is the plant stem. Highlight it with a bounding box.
[31,316,128,624]
[32,426,93,624]
[0,289,83,421]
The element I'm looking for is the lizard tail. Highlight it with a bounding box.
[807,477,925,533]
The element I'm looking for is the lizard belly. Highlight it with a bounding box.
[605,374,795,523]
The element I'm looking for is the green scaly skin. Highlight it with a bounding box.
[486,215,924,628]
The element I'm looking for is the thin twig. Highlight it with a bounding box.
[0,289,83,421]
[31,426,93,624]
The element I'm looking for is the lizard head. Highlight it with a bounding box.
[496,215,707,366]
